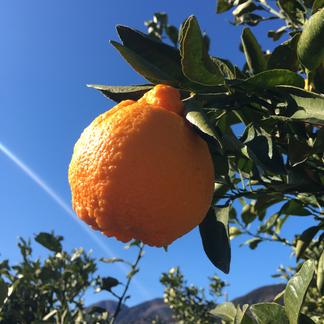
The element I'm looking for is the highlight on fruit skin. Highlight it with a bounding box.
[297,8,324,71]
[68,84,215,247]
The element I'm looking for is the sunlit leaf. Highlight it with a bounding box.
[317,250,324,294]
[250,303,289,323]
[284,260,315,324]
[210,302,236,321]
[180,16,224,85]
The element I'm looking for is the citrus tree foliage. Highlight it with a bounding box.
[160,241,323,323]
[90,1,323,271]
[88,1,324,322]
[0,232,143,324]
[160,267,227,324]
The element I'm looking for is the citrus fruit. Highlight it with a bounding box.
[68,84,214,247]
[297,8,324,71]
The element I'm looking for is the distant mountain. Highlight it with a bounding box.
[89,283,285,323]
[232,283,285,306]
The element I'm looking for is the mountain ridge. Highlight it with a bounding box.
[89,283,285,323]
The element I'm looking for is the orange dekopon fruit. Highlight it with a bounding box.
[68,84,214,246]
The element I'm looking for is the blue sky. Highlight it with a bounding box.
[0,0,312,307]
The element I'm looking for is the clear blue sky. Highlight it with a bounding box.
[0,0,312,307]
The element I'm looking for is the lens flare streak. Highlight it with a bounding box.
[0,141,151,300]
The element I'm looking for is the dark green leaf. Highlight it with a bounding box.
[268,26,288,41]
[236,304,254,324]
[210,302,236,321]
[280,200,309,216]
[278,0,306,25]
[284,260,315,324]
[101,277,120,291]
[166,25,178,46]
[87,84,153,102]
[180,16,224,85]
[255,193,284,221]
[268,34,300,71]
[238,70,304,91]
[298,313,316,323]
[244,237,262,249]
[295,226,321,260]
[35,232,63,253]
[111,41,177,85]
[317,250,324,294]
[241,204,257,225]
[245,134,286,175]
[216,0,234,13]
[288,135,311,167]
[241,28,267,74]
[116,26,184,81]
[199,207,231,273]
[0,281,8,308]
[313,63,324,93]
[312,0,324,13]
[275,86,324,126]
[250,303,289,324]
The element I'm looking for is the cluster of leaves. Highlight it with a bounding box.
[0,232,144,324]
[217,0,323,32]
[160,241,323,323]
[160,267,228,323]
[89,3,324,277]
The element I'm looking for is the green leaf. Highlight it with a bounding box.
[116,26,184,82]
[276,86,324,126]
[199,207,231,273]
[250,303,289,324]
[100,257,125,264]
[284,259,315,324]
[245,135,285,174]
[216,0,234,13]
[317,250,324,294]
[288,135,311,167]
[312,0,324,13]
[87,84,153,102]
[280,200,309,216]
[243,237,262,250]
[111,41,177,85]
[235,304,253,324]
[268,34,300,71]
[210,302,237,321]
[278,0,305,25]
[238,70,305,91]
[101,276,120,291]
[180,16,224,85]
[297,8,324,70]
[298,313,316,323]
[184,100,223,150]
[241,204,257,225]
[313,63,324,93]
[0,281,8,308]
[241,28,267,74]
[268,26,288,41]
[35,232,63,253]
[295,226,321,260]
